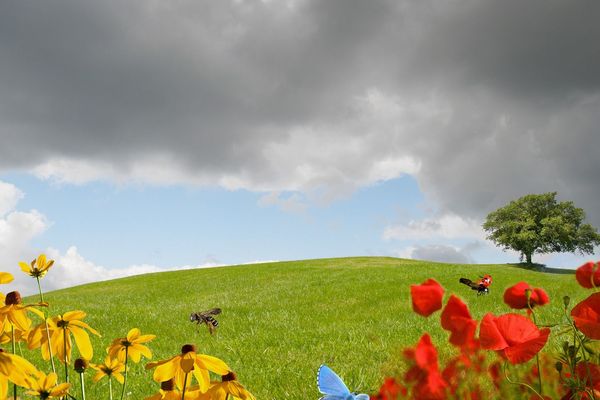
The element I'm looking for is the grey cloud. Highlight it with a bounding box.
[410,244,473,264]
[1,0,600,226]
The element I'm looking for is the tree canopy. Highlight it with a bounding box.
[483,192,600,264]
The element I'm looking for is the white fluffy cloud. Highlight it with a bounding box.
[395,244,474,264]
[383,213,485,242]
[41,246,220,292]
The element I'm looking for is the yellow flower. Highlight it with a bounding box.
[25,371,70,399]
[19,254,55,278]
[107,328,155,363]
[0,291,44,334]
[146,344,230,392]
[48,311,100,363]
[205,372,256,400]
[0,326,29,345]
[27,321,55,360]
[90,356,125,384]
[0,348,39,388]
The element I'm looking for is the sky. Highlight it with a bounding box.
[1,0,599,294]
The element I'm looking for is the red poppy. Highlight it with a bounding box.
[370,377,407,400]
[576,261,600,289]
[404,334,448,399]
[410,279,444,317]
[503,281,549,310]
[441,295,478,348]
[571,292,600,339]
[560,362,600,400]
[479,313,550,364]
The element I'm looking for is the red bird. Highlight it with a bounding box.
[459,274,492,295]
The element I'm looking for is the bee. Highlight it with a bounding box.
[190,308,222,335]
[459,274,492,295]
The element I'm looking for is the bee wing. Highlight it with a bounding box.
[204,308,222,316]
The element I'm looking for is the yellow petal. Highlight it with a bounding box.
[8,352,37,375]
[191,368,211,392]
[146,356,175,370]
[127,328,141,341]
[44,372,58,390]
[92,371,105,383]
[40,259,54,272]
[69,319,101,336]
[0,375,8,399]
[24,304,45,319]
[152,357,180,383]
[196,355,229,375]
[50,382,71,396]
[113,372,125,384]
[37,254,47,267]
[131,344,152,361]
[8,308,32,331]
[0,272,14,284]
[70,325,93,360]
[134,334,156,344]
[63,310,86,322]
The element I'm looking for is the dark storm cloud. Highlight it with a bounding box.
[1,0,599,223]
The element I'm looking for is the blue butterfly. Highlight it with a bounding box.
[317,364,370,400]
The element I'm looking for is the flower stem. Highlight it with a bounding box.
[119,347,129,400]
[181,373,188,400]
[37,276,57,374]
[12,325,17,400]
[64,327,69,384]
[528,306,544,395]
[503,362,545,400]
[564,307,598,400]
[109,376,113,400]
[79,372,87,400]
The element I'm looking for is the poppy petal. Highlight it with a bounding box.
[410,279,445,317]
[503,328,550,364]
[572,292,600,339]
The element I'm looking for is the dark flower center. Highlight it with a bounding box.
[181,344,197,354]
[222,372,237,382]
[74,358,88,373]
[161,379,175,391]
[5,291,22,305]
[101,366,114,375]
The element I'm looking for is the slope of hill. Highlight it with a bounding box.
[24,257,580,399]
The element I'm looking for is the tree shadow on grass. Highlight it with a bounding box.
[507,262,575,275]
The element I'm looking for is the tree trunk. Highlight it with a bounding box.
[525,252,532,264]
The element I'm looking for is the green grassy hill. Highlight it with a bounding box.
[24,257,582,399]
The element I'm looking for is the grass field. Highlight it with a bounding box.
[20,256,584,399]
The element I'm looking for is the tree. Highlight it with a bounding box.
[483,192,600,264]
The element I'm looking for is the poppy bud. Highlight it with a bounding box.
[563,296,570,308]
[555,362,563,373]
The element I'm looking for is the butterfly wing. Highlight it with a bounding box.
[317,365,352,398]
[353,394,370,400]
